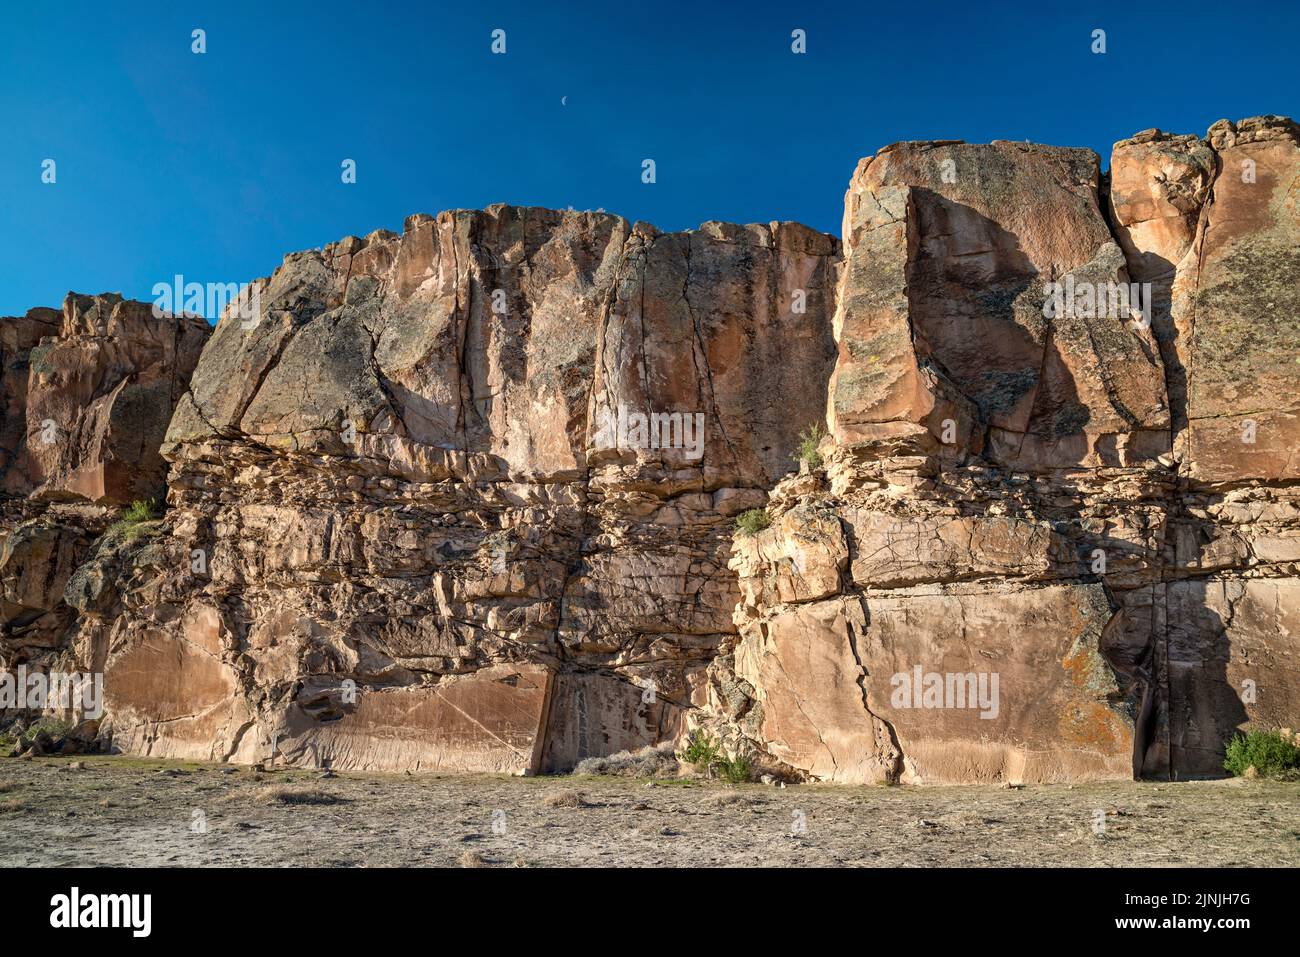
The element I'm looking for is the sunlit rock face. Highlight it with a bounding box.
[3,117,1296,782]
[704,116,1298,784]
[830,139,1169,471]
[74,207,839,771]
[1104,116,1300,777]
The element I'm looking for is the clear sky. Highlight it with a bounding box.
[2,0,1297,316]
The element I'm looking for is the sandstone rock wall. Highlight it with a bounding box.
[705,116,1299,783]
[1108,116,1300,777]
[0,294,209,665]
[3,116,1295,782]
[78,208,839,771]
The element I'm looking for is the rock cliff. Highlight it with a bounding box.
[0,295,208,658]
[2,116,1296,782]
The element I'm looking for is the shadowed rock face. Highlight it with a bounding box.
[832,140,1169,470]
[704,116,1299,784]
[0,295,209,657]
[2,116,1296,783]
[1104,115,1300,777]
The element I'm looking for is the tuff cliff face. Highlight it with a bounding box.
[2,116,1296,783]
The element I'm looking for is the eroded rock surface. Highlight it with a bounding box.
[704,117,1298,783]
[72,209,838,772]
[3,117,1296,782]
[0,295,208,666]
[1106,116,1300,776]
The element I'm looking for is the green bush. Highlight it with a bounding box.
[734,508,771,536]
[794,423,825,470]
[717,753,753,784]
[679,731,753,783]
[22,716,72,741]
[107,498,162,542]
[1223,729,1300,778]
[680,730,720,769]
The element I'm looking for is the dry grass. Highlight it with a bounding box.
[573,742,680,778]
[702,790,758,808]
[938,810,999,829]
[542,788,588,808]
[0,782,16,794]
[0,798,25,813]
[252,785,347,806]
[3,756,1296,868]
[458,850,486,868]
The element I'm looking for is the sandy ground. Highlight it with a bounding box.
[0,755,1297,867]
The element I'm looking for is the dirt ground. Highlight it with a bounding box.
[0,755,1296,867]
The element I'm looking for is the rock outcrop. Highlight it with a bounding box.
[1106,116,1300,777]
[0,294,209,665]
[704,117,1299,783]
[65,210,839,772]
[2,116,1296,782]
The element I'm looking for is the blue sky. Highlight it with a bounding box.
[2,0,1296,316]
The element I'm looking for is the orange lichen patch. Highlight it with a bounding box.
[1057,701,1130,751]
[1058,646,1130,749]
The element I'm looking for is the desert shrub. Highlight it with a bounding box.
[107,498,162,542]
[679,732,752,782]
[122,498,159,523]
[1224,729,1300,778]
[734,509,771,536]
[254,786,346,806]
[704,790,747,807]
[541,788,588,808]
[573,742,679,778]
[680,730,721,769]
[22,716,72,741]
[794,423,825,470]
[717,753,753,784]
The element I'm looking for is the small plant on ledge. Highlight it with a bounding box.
[794,422,826,471]
[734,508,771,536]
[106,497,162,543]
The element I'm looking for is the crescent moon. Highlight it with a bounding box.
[561,96,567,106]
